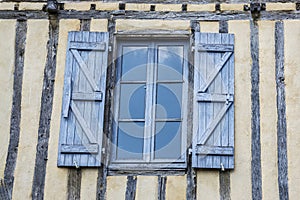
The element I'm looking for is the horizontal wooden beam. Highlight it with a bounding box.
[1,10,300,20]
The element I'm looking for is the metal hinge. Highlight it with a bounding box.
[191,46,195,52]
[108,45,112,52]
[188,148,193,155]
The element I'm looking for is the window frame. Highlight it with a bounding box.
[109,36,190,170]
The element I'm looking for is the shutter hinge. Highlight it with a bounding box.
[188,148,193,155]
[108,45,112,52]
[191,46,195,52]
[102,148,105,154]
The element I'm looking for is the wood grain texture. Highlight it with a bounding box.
[219,171,231,200]
[158,176,166,200]
[275,21,289,200]
[31,18,58,200]
[125,176,137,200]
[58,31,109,167]
[3,19,27,200]
[193,32,234,169]
[1,10,300,21]
[96,18,115,200]
[186,20,198,200]
[250,19,262,200]
[67,169,82,200]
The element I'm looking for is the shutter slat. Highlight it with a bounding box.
[193,32,235,169]
[70,101,97,143]
[58,31,109,167]
[71,49,100,92]
[199,52,233,92]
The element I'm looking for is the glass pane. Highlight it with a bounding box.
[121,46,148,81]
[156,84,182,119]
[119,84,145,119]
[157,46,183,81]
[117,122,144,160]
[154,122,182,159]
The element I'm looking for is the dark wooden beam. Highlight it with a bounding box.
[67,169,82,200]
[96,17,116,200]
[250,19,262,200]
[31,17,59,200]
[125,176,137,200]
[158,176,166,200]
[275,21,289,200]
[4,19,27,199]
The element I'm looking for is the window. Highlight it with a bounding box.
[57,31,235,170]
[110,38,189,169]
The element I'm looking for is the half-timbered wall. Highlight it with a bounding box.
[0,1,299,199]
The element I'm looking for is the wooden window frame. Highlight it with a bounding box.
[109,36,190,170]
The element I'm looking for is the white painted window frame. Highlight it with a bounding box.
[110,37,189,170]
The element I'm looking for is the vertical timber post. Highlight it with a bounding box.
[32,15,59,200]
[250,18,262,200]
[4,19,27,200]
[275,21,289,200]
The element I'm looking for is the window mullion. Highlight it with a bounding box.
[143,43,155,162]
[149,43,158,162]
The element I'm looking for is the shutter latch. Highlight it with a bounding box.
[221,163,225,171]
[73,160,79,169]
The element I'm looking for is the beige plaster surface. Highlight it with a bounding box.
[94,2,118,11]
[221,3,244,11]
[90,19,108,32]
[0,19,15,178]
[155,4,181,12]
[63,2,91,11]
[197,171,219,200]
[136,176,157,200]
[126,3,151,11]
[229,20,252,200]
[12,20,48,200]
[258,20,279,200]
[0,3,14,10]
[106,176,127,200]
[19,3,45,10]
[80,169,98,200]
[284,20,300,200]
[199,21,219,33]
[187,4,215,12]
[166,175,186,200]
[44,19,80,200]
[116,19,190,32]
[266,3,295,11]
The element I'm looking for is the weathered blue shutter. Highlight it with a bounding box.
[192,32,234,169]
[58,31,109,167]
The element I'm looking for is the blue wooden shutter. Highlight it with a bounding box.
[58,31,109,167]
[192,32,234,169]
